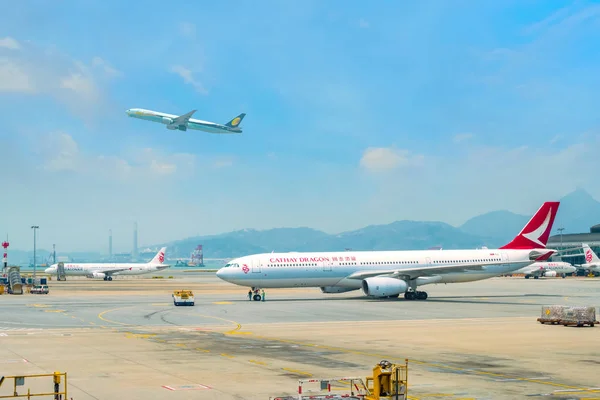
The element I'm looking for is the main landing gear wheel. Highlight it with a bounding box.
[404,291,428,300]
[253,294,262,301]
[103,276,113,281]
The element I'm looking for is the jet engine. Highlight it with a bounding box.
[320,286,358,294]
[361,277,408,298]
[161,117,173,125]
[544,270,557,277]
[90,272,106,279]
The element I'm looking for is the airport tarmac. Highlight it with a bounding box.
[1,274,599,400]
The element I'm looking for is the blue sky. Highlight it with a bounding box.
[2,0,600,252]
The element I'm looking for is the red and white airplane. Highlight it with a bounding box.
[45,247,170,281]
[513,261,576,279]
[217,202,560,301]
[574,243,600,274]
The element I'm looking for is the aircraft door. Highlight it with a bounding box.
[323,260,332,271]
[426,257,432,266]
[251,258,261,273]
[501,253,509,262]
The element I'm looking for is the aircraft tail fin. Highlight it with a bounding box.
[582,243,600,263]
[224,113,246,128]
[149,247,167,264]
[500,202,560,250]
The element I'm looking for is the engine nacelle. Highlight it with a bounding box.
[320,286,358,294]
[544,270,557,277]
[162,117,173,125]
[361,277,408,298]
[90,272,105,279]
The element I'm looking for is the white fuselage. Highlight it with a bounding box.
[216,249,538,290]
[514,261,576,276]
[577,262,600,272]
[45,262,168,277]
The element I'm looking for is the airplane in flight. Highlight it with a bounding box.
[216,201,560,301]
[512,261,576,279]
[44,248,170,281]
[126,108,246,134]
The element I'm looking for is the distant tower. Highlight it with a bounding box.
[108,229,113,259]
[132,222,138,261]
[53,244,56,264]
[191,245,204,266]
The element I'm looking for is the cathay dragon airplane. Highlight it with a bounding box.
[513,261,576,279]
[44,247,170,281]
[216,202,560,301]
[126,108,245,134]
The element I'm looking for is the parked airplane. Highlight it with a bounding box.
[126,108,245,134]
[574,243,600,274]
[44,248,170,281]
[513,261,576,279]
[216,202,560,301]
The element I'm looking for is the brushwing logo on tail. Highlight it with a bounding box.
[585,249,593,263]
[158,252,165,264]
[521,208,553,247]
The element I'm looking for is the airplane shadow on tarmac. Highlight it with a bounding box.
[229,293,572,307]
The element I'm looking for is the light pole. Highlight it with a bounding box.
[31,226,39,283]
[557,227,565,248]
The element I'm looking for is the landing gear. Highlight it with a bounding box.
[562,274,566,278]
[103,276,113,281]
[404,291,428,301]
[525,275,530,279]
[534,276,539,279]
[250,287,262,301]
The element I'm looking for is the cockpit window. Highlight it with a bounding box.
[223,263,239,268]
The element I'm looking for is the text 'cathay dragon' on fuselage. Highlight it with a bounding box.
[125,108,245,134]
[216,202,561,301]
[44,247,170,281]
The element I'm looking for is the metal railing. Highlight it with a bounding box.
[0,372,67,399]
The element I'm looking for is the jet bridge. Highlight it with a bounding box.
[7,267,22,295]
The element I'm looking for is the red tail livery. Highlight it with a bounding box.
[500,202,560,250]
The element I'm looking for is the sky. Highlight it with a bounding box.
[2,0,600,253]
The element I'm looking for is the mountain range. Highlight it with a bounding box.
[10,189,600,262]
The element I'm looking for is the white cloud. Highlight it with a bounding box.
[212,156,235,169]
[60,72,100,102]
[362,136,600,226]
[360,147,423,172]
[0,38,121,118]
[92,57,122,78]
[453,133,474,143]
[0,37,20,50]
[179,22,196,37]
[43,132,80,172]
[0,59,35,92]
[39,134,196,181]
[170,65,207,94]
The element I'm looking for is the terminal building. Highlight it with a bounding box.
[547,224,600,269]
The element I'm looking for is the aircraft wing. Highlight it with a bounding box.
[171,110,197,125]
[346,260,530,281]
[95,267,133,275]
